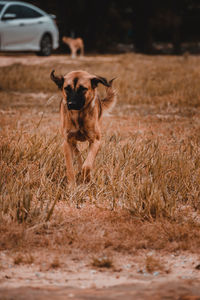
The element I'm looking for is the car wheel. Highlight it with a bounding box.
[37,34,52,56]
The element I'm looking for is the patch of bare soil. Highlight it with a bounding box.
[0,251,200,299]
[1,281,200,300]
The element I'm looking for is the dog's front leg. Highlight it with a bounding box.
[71,47,76,59]
[72,142,83,172]
[63,140,75,184]
[82,139,101,182]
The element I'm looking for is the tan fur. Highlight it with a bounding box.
[51,70,116,184]
[62,37,84,58]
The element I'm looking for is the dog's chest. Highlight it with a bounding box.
[68,111,95,142]
[70,112,85,131]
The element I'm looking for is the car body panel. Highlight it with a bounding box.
[0,1,59,52]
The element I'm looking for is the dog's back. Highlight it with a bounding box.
[62,37,83,48]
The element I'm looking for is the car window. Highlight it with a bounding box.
[3,4,43,19]
[0,4,5,13]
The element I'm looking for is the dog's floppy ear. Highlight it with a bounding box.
[91,76,111,89]
[50,70,64,90]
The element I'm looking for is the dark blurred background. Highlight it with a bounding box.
[27,0,200,54]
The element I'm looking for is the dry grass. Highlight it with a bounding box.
[13,253,34,265]
[145,256,165,273]
[91,256,113,269]
[1,53,200,256]
[49,257,61,269]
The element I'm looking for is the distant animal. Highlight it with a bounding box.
[62,37,84,58]
[50,69,116,184]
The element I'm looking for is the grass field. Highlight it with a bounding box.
[1,53,200,261]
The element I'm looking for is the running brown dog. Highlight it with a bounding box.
[62,37,84,58]
[50,70,116,184]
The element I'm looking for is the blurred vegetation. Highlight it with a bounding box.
[1,54,200,107]
[26,0,200,54]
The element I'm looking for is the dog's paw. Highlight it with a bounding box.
[82,165,91,183]
[66,172,76,186]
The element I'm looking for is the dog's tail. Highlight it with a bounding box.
[101,78,117,114]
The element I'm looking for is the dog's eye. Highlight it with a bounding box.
[65,85,72,92]
[77,86,88,93]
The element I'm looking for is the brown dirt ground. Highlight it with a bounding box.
[1,54,200,300]
[1,249,200,300]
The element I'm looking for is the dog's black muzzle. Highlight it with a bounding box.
[67,93,85,110]
[67,98,85,110]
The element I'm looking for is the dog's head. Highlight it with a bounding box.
[50,70,111,111]
[62,36,71,44]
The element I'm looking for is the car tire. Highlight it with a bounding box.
[37,34,52,56]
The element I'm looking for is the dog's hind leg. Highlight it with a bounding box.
[82,139,101,182]
[63,140,75,184]
[80,45,84,57]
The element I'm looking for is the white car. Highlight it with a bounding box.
[0,1,59,55]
